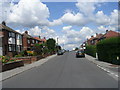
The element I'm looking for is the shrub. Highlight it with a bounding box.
[85,45,96,57]
[14,54,23,58]
[33,44,43,55]
[97,37,120,65]
[0,56,16,64]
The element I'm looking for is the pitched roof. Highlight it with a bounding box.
[0,24,22,35]
[103,30,120,38]
[34,37,42,41]
[34,37,46,42]
[41,38,46,42]
[88,36,95,41]
[23,33,33,38]
[95,34,104,39]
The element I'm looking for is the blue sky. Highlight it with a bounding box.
[0,0,119,50]
[43,2,118,38]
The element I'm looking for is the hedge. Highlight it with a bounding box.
[97,37,120,65]
[85,45,96,58]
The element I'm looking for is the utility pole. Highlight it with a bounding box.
[57,37,58,45]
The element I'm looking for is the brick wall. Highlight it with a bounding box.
[12,55,43,64]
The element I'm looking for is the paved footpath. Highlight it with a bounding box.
[0,54,57,82]
[85,54,119,81]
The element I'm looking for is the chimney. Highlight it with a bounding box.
[2,21,6,26]
[43,37,46,39]
[39,36,41,39]
[106,30,108,33]
[91,35,94,37]
[25,31,28,34]
[96,33,98,35]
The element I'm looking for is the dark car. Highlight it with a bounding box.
[76,50,85,58]
[57,50,64,55]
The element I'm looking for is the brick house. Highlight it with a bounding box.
[87,34,104,45]
[34,37,46,44]
[86,30,120,45]
[22,31,44,50]
[0,22,23,57]
[102,30,120,39]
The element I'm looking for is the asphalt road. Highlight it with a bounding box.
[2,51,118,88]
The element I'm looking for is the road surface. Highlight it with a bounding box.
[2,51,118,88]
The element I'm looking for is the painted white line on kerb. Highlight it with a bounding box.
[110,72,114,75]
[106,70,110,73]
[96,65,119,77]
[115,75,119,77]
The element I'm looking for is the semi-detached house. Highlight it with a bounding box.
[0,22,23,57]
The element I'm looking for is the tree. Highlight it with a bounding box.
[46,38,56,53]
[75,47,79,51]
[33,44,43,55]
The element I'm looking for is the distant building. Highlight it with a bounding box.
[34,37,46,44]
[0,22,23,57]
[22,31,46,51]
[102,30,120,39]
[86,30,120,45]
[23,31,41,50]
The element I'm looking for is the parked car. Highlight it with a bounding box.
[57,50,64,55]
[76,50,85,58]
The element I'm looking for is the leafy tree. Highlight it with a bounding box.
[75,47,79,50]
[33,44,43,55]
[46,38,56,53]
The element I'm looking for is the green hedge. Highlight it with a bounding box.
[97,37,120,65]
[85,45,96,58]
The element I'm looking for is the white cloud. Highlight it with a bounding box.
[61,12,87,26]
[28,26,57,39]
[29,26,42,36]
[62,26,72,31]
[76,2,96,16]
[4,0,50,27]
[110,9,118,25]
[49,19,62,26]
[58,26,95,50]
[95,11,110,25]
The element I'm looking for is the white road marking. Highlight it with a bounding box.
[96,65,119,78]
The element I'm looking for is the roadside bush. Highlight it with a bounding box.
[33,44,43,55]
[85,45,96,58]
[0,56,16,64]
[97,37,120,65]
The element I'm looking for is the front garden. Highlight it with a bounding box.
[0,38,61,72]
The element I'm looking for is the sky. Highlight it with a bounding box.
[0,0,119,50]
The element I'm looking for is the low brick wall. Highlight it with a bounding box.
[2,61,24,72]
[12,55,43,64]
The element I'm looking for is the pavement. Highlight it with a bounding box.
[0,54,57,82]
[2,51,118,88]
[85,54,119,80]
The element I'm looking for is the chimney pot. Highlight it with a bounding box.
[25,31,28,34]
[106,30,108,33]
[2,21,6,26]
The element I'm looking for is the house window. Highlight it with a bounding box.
[28,40,30,44]
[16,34,22,45]
[9,32,15,38]
[36,40,38,43]
[32,40,35,43]
[8,32,15,44]
[16,45,22,52]
[91,40,95,44]
[8,44,16,51]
